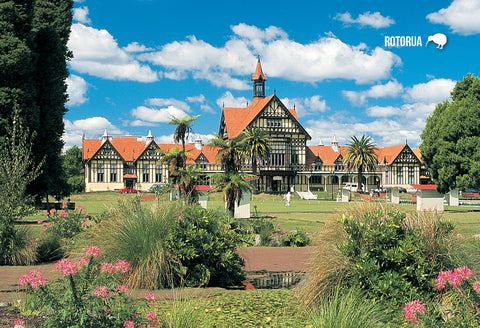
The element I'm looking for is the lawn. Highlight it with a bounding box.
[29,191,480,237]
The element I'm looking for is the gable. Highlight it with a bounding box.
[392,146,421,165]
[220,95,311,140]
[137,141,161,161]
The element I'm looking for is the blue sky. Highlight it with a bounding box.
[64,0,480,149]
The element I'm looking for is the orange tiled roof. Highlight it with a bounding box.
[251,59,267,81]
[412,148,423,162]
[306,145,350,165]
[376,144,407,166]
[83,136,219,164]
[222,95,274,139]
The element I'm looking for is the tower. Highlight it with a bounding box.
[251,58,267,98]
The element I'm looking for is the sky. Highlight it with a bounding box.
[64,0,480,150]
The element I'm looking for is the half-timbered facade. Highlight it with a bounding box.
[82,60,425,193]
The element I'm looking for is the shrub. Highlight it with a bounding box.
[20,247,156,328]
[38,204,91,240]
[281,230,310,247]
[3,226,38,265]
[303,202,467,314]
[72,199,245,288]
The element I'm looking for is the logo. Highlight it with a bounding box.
[384,33,447,50]
[426,33,447,49]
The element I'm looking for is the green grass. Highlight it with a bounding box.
[21,191,480,237]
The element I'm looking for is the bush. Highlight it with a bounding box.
[2,226,38,265]
[281,230,310,247]
[72,199,245,288]
[20,246,157,328]
[303,202,469,316]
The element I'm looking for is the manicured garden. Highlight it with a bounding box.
[5,192,480,327]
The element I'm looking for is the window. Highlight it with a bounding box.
[110,163,117,182]
[269,144,286,166]
[397,167,403,184]
[408,167,415,184]
[97,163,104,182]
[310,176,322,184]
[142,164,149,183]
[267,118,281,128]
[155,166,162,183]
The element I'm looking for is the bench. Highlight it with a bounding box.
[35,202,75,211]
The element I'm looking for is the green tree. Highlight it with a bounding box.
[62,145,85,193]
[240,127,271,175]
[169,115,199,170]
[207,134,245,174]
[212,172,252,217]
[178,165,203,204]
[28,0,73,201]
[157,147,186,199]
[0,113,42,264]
[0,0,73,202]
[343,135,378,191]
[420,74,480,193]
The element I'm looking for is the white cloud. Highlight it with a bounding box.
[366,105,402,117]
[131,105,189,124]
[186,95,206,103]
[200,104,216,114]
[216,91,249,108]
[63,117,125,149]
[123,42,154,53]
[73,6,91,24]
[281,95,329,117]
[404,78,455,103]
[66,74,88,106]
[343,80,403,105]
[146,98,191,112]
[427,0,480,35]
[335,11,395,29]
[138,23,401,88]
[68,23,158,82]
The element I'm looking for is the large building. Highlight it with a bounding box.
[82,60,425,193]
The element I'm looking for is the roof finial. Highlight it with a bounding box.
[274,88,276,95]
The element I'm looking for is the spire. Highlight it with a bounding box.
[146,130,154,142]
[331,135,339,152]
[251,57,267,98]
[251,57,267,81]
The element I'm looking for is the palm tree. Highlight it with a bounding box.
[343,135,378,192]
[178,165,203,204]
[169,115,199,170]
[240,127,271,175]
[207,134,245,174]
[157,147,188,199]
[212,172,253,217]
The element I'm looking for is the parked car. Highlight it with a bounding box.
[343,183,363,192]
[119,187,141,194]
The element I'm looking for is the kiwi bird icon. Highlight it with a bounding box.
[426,33,447,49]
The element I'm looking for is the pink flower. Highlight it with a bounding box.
[43,212,49,216]
[115,260,130,273]
[117,285,129,294]
[76,205,85,210]
[123,321,135,328]
[455,266,473,280]
[50,208,56,213]
[62,201,68,209]
[37,220,43,224]
[266,212,270,216]
[144,292,156,302]
[145,312,158,325]
[474,282,480,294]
[277,223,281,227]
[13,319,25,326]
[76,258,89,271]
[436,270,450,290]
[101,262,115,274]
[86,246,100,258]
[93,286,109,298]
[19,271,46,289]
[404,299,426,324]
[55,259,77,276]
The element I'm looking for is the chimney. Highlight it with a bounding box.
[195,135,203,150]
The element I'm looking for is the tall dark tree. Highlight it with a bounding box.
[420,74,480,193]
[169,115,199,170]
[240,127,271,175]
[0,0,73,201]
